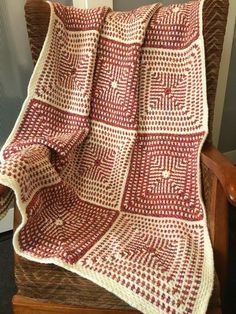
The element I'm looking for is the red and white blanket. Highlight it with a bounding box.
[0,0,213,313]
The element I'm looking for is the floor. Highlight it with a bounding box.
[0,207,236,314]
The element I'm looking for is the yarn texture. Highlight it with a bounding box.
[0,0,214,313]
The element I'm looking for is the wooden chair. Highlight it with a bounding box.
[0,0,236,313]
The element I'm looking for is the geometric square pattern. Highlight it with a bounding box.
[148,72,187,111]
[80,213,206,313]
[145,1,200,49]
[90,4,160,129]
[139,44,205,133]
[19,182,118,265]
[0,145,61,205]
[70,121,135,209]
[90,37,141,129]
[57,51,91,91]
[34,17,103,115]
[122,132,205,220]
[101,4,161,43]
[53,3,109,32]
[2,99,89,160]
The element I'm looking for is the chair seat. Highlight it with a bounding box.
[15,257,221,313]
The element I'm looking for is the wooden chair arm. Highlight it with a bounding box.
[201,145,236,207]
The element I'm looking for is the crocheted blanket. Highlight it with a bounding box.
[0,0,213,313]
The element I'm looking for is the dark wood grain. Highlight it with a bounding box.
[201,145,236,206]
[12,295,139,314]
[0,183,9,197]
[24,0,50,65]
[203,0,229,144]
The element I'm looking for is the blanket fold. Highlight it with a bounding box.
[0,1,214,313]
